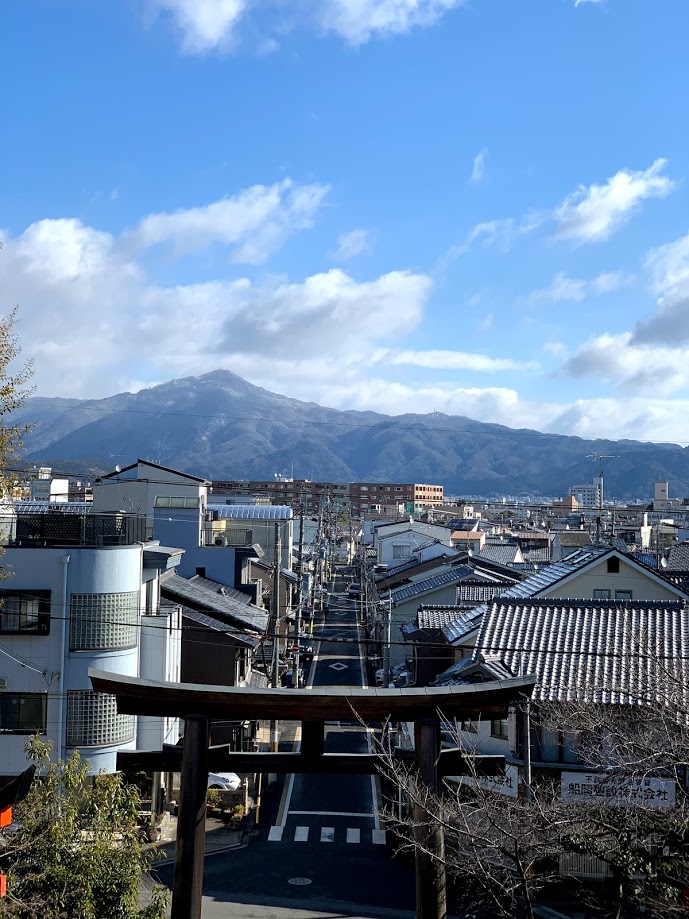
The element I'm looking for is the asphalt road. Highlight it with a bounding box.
[155,569,420,917]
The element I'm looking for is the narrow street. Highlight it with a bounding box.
[155,565,419,918]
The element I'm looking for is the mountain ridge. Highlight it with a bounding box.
[15,370,689,500]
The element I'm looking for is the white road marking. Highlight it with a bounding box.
[321,826,335,843]
[268,826,284,841]
[290,810,375,818]
[294,826,309,842]
[347,828,360,844]
[372,829,386,845]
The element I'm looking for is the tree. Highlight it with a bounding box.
[0,737,168,919]
[0,307,34,501]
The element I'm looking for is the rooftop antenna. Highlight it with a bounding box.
[587,452,616,545]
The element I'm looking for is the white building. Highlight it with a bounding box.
[0,503,182,776]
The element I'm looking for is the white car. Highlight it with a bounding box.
[207,772,241,791]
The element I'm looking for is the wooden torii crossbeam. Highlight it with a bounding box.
[89,669,535,919]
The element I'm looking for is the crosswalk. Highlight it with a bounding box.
[268,825,386,845]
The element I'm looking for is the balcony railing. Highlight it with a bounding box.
[7,512,148,548]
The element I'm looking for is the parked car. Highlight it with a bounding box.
[207,772,241,791]
[347,582,362,598]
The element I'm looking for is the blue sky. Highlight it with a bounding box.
[2,0,689,442]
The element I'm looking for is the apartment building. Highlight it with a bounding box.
[349,482,444,516]
[213,479,444,517]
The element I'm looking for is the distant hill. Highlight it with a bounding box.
[13,369,689,500]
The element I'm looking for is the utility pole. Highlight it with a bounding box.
[270,522,281,752]
[294,506,305,688]
[384,591,393,687]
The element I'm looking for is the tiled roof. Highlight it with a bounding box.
[457,584,505,603]
[440,557,601,645]
[480,544,522,565]
[190,575,254,605]
[557,531,594,547]
[667,544,689,571]
[376,555,457,590]
[180,607,260,648]
[437,653,516,684]
[389,565,473,603]
[160,570,268,633]
[520,547,552,563]
[416,605,476,630]
[461,598,689,704]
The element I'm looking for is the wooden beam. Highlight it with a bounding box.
[414,719,446,919]
[89,669,535,722]
[171,716,209,919]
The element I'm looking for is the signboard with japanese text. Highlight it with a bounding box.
[561,772,676,808]
[453,763,519,798]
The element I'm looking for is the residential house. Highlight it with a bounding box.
[434,597,689,789]
[372,519,454,565]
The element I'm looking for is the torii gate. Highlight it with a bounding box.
[89,669,535,919]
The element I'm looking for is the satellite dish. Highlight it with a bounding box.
[661,557,668,568]
[115,465,121,473]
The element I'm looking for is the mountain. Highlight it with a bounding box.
[14,369,689,500]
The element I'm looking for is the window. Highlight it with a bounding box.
[70,591,139,651]
[67,691,135,747]
[392,544,412,559]
[593,589,611,599]
[461,720,478,733]
[0,693,47,733]
[615,590,633,600]
[360,486,368,491]
[491,719,509,740]
[394,486,402,492]
[607,557,620,574]
[0,591,50,634]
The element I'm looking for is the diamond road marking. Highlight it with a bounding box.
[329,662,348,671]
[347,828,360,844]
[294,826,309,842]
[321,826,335,843]
[288,877,312,886]
[268,826,284,841]
[372,830,386,845]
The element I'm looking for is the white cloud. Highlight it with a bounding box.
[0,211,431,398]
[590,270,636,294]
[562,331,689,393]
[148,0,462,53]
[128,179,329,263]
[574,0,603,6]
[390,350,539,372]
[523,272,587,306]
[329,228,374,261]
[523,269,636,305]
[151,0,250,53]
[554,158,676,243]
[314,0,462,45]
[631,231,689,345]
[471,147,487,183]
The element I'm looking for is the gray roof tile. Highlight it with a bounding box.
[389,565,473,603]
[468,598,689,704]
[160,570,268,633]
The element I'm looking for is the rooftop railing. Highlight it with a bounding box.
[7,511,148,548]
